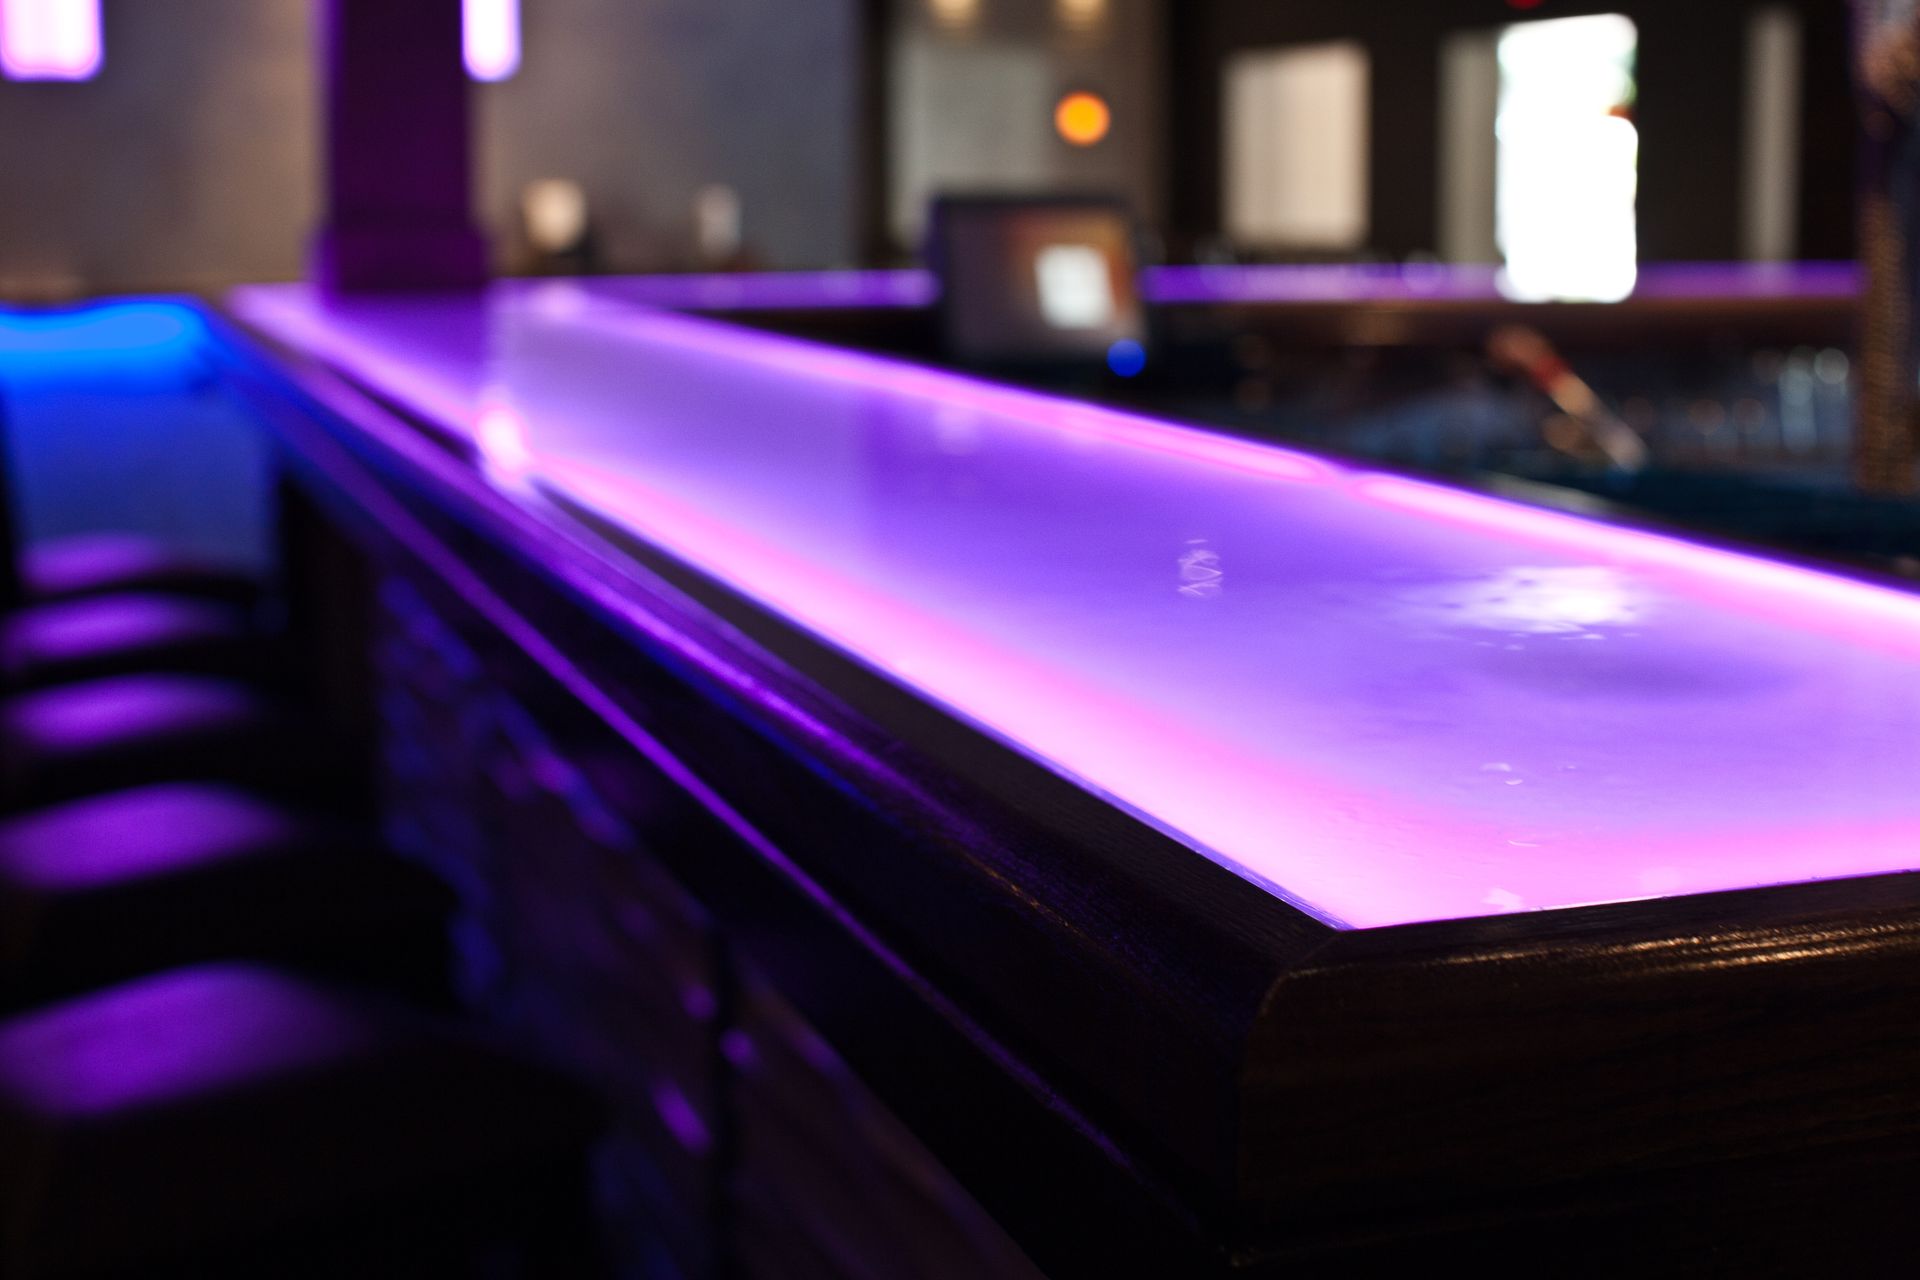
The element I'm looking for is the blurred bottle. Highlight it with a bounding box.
[694,184,760,272]
[1487,324,1649,473]
[520,179,597,275]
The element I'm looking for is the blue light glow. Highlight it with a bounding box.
[1106,338,1147,378]
[0,302,208,383]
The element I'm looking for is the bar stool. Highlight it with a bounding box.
[0,474,306,810]
[0,399,268,690]
[16,532,260,611]
[0,394,259,613]
[0,593,279,693]
[0,783,450,1010]
[0,963,606,1278]
[0,675,352,814]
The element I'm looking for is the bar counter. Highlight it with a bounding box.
[219,281,1920,1274]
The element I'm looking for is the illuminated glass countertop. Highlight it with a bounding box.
[232,281,1920,930]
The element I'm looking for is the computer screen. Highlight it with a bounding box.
[929,196,1148,374]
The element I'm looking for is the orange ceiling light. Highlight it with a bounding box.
[1055,91,1112,147]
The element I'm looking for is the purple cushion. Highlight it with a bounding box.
[0,782,307,889]
[0,675,341,811]
[0,964,385,1117]
[0,784,450,1004]
[20,534,259,609]
[0,593,265,691]
[0,964,601,1275]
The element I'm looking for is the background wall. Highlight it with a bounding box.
[0,0,1863,294]
[0,0,868,297]
[0,0,316,297]
[480,0,865,274]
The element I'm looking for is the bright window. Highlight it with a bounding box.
[1742,6,1802,262]
[1495,14,1639,301]
[0,0,102,82]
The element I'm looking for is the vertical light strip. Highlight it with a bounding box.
[1742,6,1802,263]
[1437,31,1500,265]
[0,0,103,82]
[1223,43,1371,251]
[463,0,520,82]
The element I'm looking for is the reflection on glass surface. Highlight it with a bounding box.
[475,394,534,485]
[234,282,1920,930]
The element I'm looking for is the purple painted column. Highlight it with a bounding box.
[312,0,489,293]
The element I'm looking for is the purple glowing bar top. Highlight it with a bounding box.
[231,280,1920,930]
[589,261,1860,313]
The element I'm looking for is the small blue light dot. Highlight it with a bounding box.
[1107,338,1147,378]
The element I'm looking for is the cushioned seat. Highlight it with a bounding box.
[18,533,260,610]
[0,594,272,692]
[0,675,349,812]
[0,784,449,1007]
[0,964,604,1277]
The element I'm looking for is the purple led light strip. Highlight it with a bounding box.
[584,262,1859,313]
[593,270,938,313]
[1143,261,1859,306]
[231,281,1920,928]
